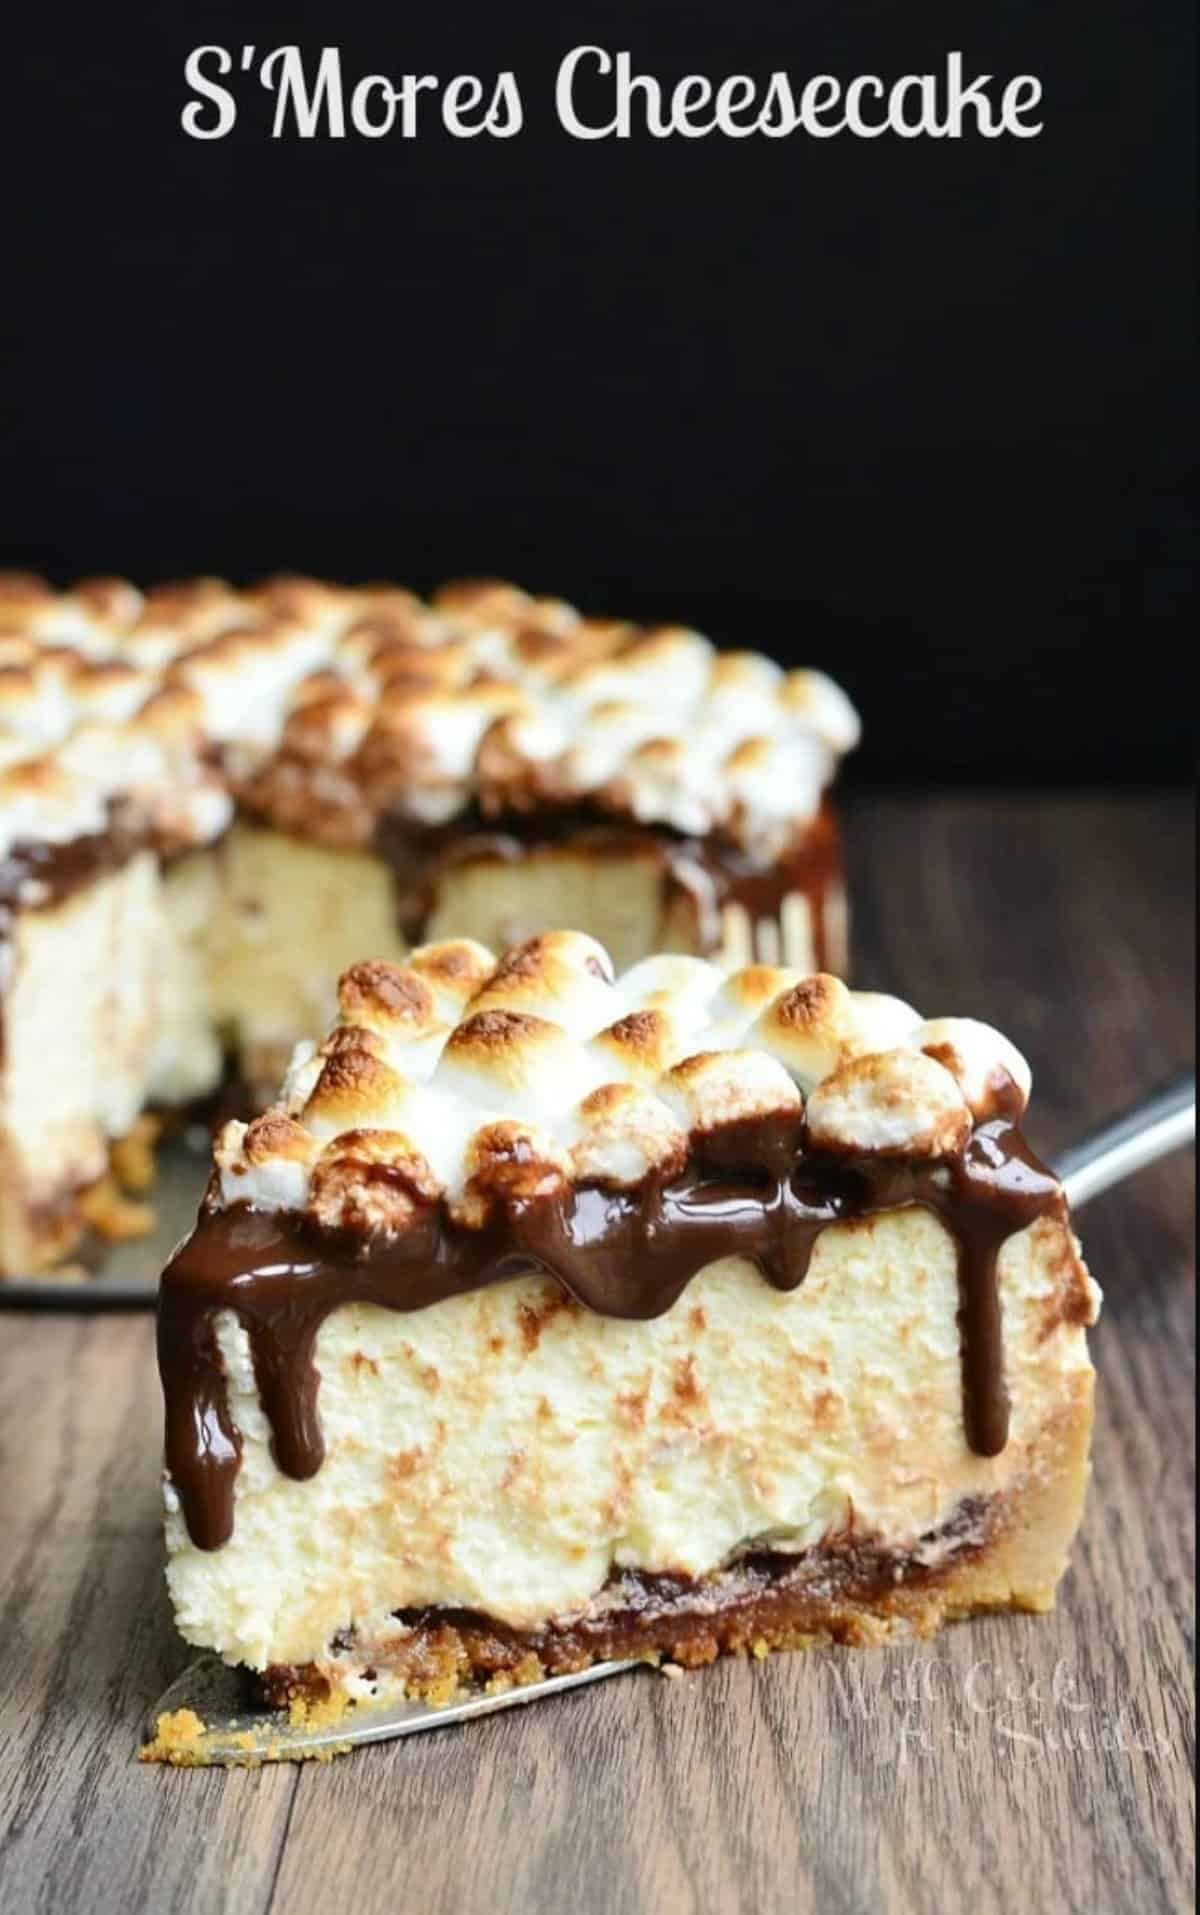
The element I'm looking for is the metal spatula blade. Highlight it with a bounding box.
[141,1652,643,1765]
[1055,1074,1194,1210]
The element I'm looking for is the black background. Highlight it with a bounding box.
[2,2,1194,786]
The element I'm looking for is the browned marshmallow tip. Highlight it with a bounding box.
[433,578,532,619]
[241,1113,320,1168]
[302,1046,408,1137]
[483,928,614,989]
[337,960,439,1034]
[245,574,349,623]
[570,1083,688,1187]
[439,1010,592,1106]
[752,973,861,1088]
[280,689,371,760]
[708,651,782,694]
[805,1052,972,1158]
[0,572,53,610]
[711,965,804,1020]
[445,1006,556,1058]
[134,682,206,738]
[591,1009,684,1083]
[406,939,496,989]
[723,736,775,775]
[310,1132,442,1236]
[136,577,237,629]
[661,1050,802,1134]
[913,1018,1033,1120]
[466,932,617,1034]
[70,576,143,624]
[213,1115,320,1209]
[457,1120,571,1224]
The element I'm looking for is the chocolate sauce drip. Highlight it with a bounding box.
[370,800,843,969]
[0,774,223,940]
[158,1115,1064,1553]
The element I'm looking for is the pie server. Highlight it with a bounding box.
[142,1075,1194,1764]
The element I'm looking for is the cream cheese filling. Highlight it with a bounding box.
[164,1207,1098,1670]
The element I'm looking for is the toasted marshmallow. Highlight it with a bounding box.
[215,1115,319,1210]
[279,1040,324,1114]
[279,689,373,765]
[703,965,806,1046]
[207,933,1037,1231]
[434,578,539,623]
[1,571,856,858]
[331,962,448,1081]
[0,572,55,621]
[301,1044,411,1143]
[0,756,106,861]
[850,992,924,1052]
[467,932,618,1036]
[243,574,357,630]
[806,1053,972,1158]
[568,1083,689,1187]
[660,1049,803,1134]
[310,1131,442,1236]
[404,939,498,1023]
[436,1011,607,1123]
[708,651,784,700]
[777,669,862,752]
[914,1018,1033,1120]
[456,1119,572,1225]
[723,735,827,845]
[336,961,440,1040]
[589,1008,690,1084]
[615,954,721,1021]
[752,974,863,1089]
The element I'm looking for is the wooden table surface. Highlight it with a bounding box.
[0,795,1194,1915]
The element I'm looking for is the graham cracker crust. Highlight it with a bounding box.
[1,1116,162,1277]
[258,1493,1032,1711]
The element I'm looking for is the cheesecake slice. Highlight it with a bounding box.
[1,573,856,1276]
[158,933,1099,1707]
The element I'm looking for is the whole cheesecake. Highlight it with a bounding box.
[157,932,1099,1709]
[0,573,857,1277]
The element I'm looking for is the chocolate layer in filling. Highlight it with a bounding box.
[159,1110,1063,1553]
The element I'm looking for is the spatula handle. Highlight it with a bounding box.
[1055,1075,1195,1211]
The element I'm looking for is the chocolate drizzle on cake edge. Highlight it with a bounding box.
[372,799,843,970]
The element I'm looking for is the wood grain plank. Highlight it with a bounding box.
[0,797,1192,1915]
[0,1315,297,1915]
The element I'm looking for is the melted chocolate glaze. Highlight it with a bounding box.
[372,799,843,968]
[158,1113,1064,1553]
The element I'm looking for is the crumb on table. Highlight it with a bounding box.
[138,1708,208,1766]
